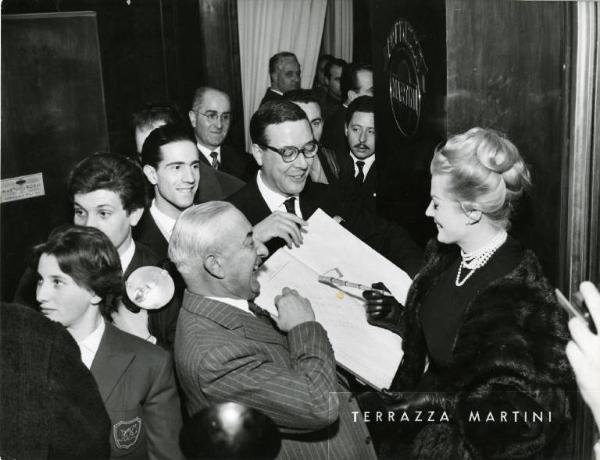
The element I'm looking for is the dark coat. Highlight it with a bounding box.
[259,87,284,107]
[316,145,341,183]
[133,212,168,261]
[226,176,423,277]
[317,90,343,121]
[321,105,348,158]
[197,144,258,183]
[389,239,573,459]
[0,302,111,460]
[92,322,184,460]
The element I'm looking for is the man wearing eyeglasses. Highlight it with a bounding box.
[189,86,258,182]
[226,100,423,277]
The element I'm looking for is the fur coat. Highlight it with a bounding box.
[389,239,573,460]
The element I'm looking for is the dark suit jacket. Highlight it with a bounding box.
[198,144,258,183]
[316,146,341,183]
[317,90,343,121]
[337,155,377,214]
[259,87,284,106]
[92,322,184,460]
[321,105,348,158]
[1,302,110,460]
[226,176,423,277]
[175,293,376,459]
[132,212,168,260]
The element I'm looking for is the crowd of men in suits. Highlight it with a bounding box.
[2,50,425,460]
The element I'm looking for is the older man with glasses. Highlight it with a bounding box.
[189,86,258,182]
[226,100,423,277]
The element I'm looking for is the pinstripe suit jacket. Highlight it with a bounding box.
[175,292,376,459]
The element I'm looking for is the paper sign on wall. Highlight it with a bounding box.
[1,173,46,204]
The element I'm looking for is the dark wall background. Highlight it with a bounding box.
[445,0,572,284]
[1,12,109,300]
[2,0,245,155]
[369,0,447,247]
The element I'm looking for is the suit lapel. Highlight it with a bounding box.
[245,178,273,225]
[123,245,142,279]
[196,161,224,203]
[299,191,317,218]
[184,292,287,347]
[136,211,169,259]
[198,152,211,167]
[91,322,136,402]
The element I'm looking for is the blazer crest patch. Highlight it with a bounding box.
[113,417,142,449]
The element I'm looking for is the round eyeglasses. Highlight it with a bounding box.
[259,141,318,163]
[197,111,232,124]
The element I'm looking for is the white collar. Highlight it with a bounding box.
[77,319,105,369]
[119,239,136,273]
[269,87,284,96]
[256,171,302,217]
[197,143,221,165]
[149,199,176,241]
[207,296,253,315]
[349,151,376,179]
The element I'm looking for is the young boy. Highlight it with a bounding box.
[35,225,183,460]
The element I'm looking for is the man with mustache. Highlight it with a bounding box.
[342,95,378,213]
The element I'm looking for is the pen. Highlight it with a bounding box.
[318,275,391,296]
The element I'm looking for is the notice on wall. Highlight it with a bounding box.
[1,173,46,204]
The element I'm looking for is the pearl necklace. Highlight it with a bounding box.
[455,231,508,287]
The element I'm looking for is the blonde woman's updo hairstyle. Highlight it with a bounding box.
[430,127,531,229]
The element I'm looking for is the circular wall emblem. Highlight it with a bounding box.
[386,20,427,137]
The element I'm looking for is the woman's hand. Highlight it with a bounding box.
[363,282,404,336]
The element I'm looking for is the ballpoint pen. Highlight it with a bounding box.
[318,275,391,296]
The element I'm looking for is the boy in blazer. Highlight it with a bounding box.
[34,225,184,460]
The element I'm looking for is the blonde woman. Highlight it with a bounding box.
[365,128,572,459]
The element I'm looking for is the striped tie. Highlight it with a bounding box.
[210,151,220,169]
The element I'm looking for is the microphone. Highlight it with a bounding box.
[125,266,175,310]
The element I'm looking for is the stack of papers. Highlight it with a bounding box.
[255,209,412,390]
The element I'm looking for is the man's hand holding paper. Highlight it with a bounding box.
[253,211,307,249]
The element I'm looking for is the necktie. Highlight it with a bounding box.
[210,151,220,169]
[355,161,365,184]
[248,300,271,318]
[283,197,297,215]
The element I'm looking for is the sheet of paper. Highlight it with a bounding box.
[255,249,404,391]
[291,209,412,304]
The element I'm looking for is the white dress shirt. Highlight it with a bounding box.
[77,319,105,369]
[149,198,176,241]
[119,239,136,273]
[208,296,254,316]
[197,143,221,166]
[256,171,303,217]
[349,152,376,181]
